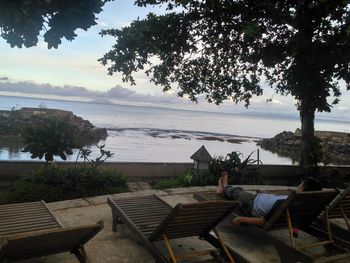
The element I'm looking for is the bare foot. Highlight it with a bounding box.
[222,172,229,188]
[216,176,224,194]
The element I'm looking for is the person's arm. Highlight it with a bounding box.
[232,216,266,226]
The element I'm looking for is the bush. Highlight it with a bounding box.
[209,151,263,185]
[153,152,263,190]
[153,172,194,189]
[318,167,350,189]
[22,116,77,162]
[7,166,128,203]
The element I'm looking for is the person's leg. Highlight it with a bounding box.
[216,171,229,194]
[216,176,224,194]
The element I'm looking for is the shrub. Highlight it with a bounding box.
[209,151,263,185]
[153,152,263,190]
[7,166,128,203]
[153,172,194,189]
[22,116,77,162]
[318,167,350,189]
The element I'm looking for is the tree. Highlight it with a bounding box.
[22,116,77,162]
[99,0,350,175]
[0,0,109,48]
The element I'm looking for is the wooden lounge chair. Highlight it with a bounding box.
[195,189,350,262]
[326,184,350,230]
[305,184,350,250]
[260,190,338,248]
[107,194,239,263]
[0,201,103,262]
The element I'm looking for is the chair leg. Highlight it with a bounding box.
[72,245,87,263]
[324,206,333,242]
[111,209,118,232]
[285,209,296,247]
[213,228,235,263]
[162,234,177,263]
[0,238,8,263]
[340,206,350,231]
[289,207,334,251]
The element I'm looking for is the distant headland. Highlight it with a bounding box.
[0,107,107,147]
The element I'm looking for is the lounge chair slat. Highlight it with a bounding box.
[118,207,171,214]
[149,200,238,241]
[131,217,171,224]
[0,221,60,231]
[134,222,166,230]
[0,202,44,209]
[111,197,162,204]
[0,212,58,221]
[327,185,350,218]
[0,207,54,216]
[0,202,48,210]
[123,213,170,220]
[0,218,59,227]
[0,223,62,236]
[118,204,169,209]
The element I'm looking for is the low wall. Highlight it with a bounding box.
[1,161,349,187]
[0,161,193,183]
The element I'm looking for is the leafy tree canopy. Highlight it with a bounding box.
[0,0,109,48]
[100,0,350,111]
[22,116,78,162]
[100,0,350,173]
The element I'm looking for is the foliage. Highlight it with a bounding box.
[209,151,263,185]
[76,144,114,167]
[153,171,194,189]
[0,0,109,48]
[22,116,78,162]
[153,151,262,189]
[7,166,128,203]
[100,0,350,175]
[318,168,350,189]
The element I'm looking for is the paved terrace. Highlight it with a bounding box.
[16,185,348,263]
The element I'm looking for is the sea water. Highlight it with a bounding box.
[0,95,349,164]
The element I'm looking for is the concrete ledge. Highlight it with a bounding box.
[1,161,350,190]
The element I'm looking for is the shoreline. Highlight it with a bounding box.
[1,129,350,164]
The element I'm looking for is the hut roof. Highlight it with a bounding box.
[190,145,212,162]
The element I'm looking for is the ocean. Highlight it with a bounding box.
[0,95,349,164]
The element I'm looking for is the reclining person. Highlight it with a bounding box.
[216,170,323,226]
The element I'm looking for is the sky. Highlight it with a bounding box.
[0,1,349,120]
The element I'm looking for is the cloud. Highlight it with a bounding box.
[0,78,189,106]
[2,76,348,120]
[97,20,109,28]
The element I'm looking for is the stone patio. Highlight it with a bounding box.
[14,185,349,263]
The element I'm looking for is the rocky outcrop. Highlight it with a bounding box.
[0,107,107,146]
[257,130,350,164]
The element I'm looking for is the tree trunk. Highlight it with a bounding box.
[298,99,320,177]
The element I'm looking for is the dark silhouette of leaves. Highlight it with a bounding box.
[22,116,78,162]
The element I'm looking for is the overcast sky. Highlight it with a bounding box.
[0,1,349,120]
